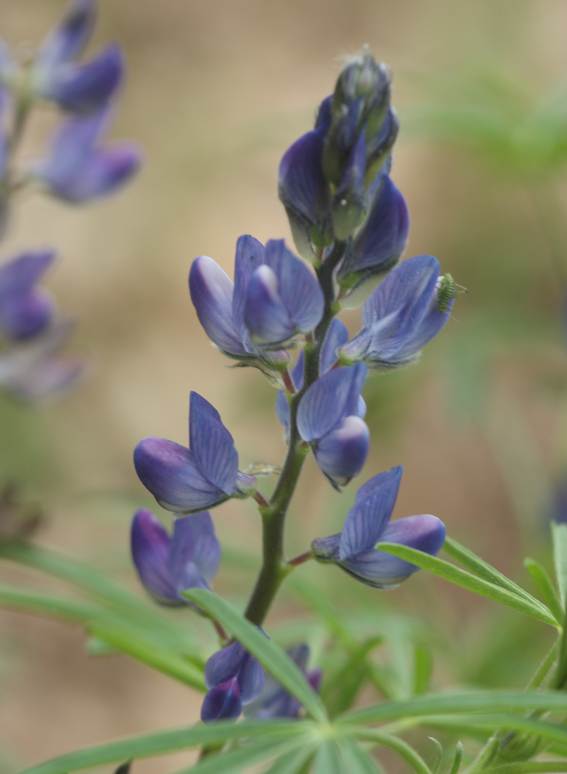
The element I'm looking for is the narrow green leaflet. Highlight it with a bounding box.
[21,720,308,774]
[341,691,567,728]
[491,763,567,772]
[335,739,382,773]
[312,741,343,774]
[448,741,463,774]
[524,558,564,623]
[172,737,302,774]
[551,521,567,608]
[443,536,545,607]
[184,589,327,722]
[353,729,431,774]
[377,543,558,627]
[261,745,317,774]
[323,637,383,716]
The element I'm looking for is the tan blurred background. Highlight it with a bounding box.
[1,0,567,771]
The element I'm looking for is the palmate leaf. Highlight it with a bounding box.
[377,542,558,627]
[183,589,327,722]
[21,720,308,774]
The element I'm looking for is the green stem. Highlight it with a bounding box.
[243,242,345,627]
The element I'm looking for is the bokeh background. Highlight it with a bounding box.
[2,0,567,771]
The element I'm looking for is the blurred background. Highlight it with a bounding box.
[2,0,567,770]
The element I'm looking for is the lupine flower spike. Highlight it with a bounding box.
[312,465,446,587]
[134,391,255,513]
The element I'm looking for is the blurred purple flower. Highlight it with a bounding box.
[131,509,220,606]
[340,255,455,368]
[312,465,446,588]
[134,392,255,514]
[245,644,321,720]
[34,0,123,114]
[189,236,324,360]
[0,319,82,401]
[296,363,369,488]
[202,640,265,722]
[0,251,55,341]
[33,107,141,203]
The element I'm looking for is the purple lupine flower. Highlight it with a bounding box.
[189,236,324,359]
[131,509,220,606]
[276,319,365,436]
[33,107,141,204]
[134,392,255,514]
[0,251,55,341]
[340,255,456,369]
[296,363,369,489]
[244,644,321,720]
[337,176,409,294]
[202,641,265,722]
[278,128,331,261]
[33,0,123,114]
[312,466,446,588]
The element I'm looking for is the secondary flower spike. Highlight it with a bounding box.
[202,641,264,722]
[297,363,369,488]
[131,509,220,605]
[33,0,123,113]
[340,254,456,368]
[189,236,324,359]
[34,107,141,203]
[134,392,255,514]
[312,465,446,588]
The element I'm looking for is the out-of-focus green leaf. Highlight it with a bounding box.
[312,741,343,774]
[551,521,567,608]
[448,741,464,774]
[184,589,327,722]
[0,544,195,650]
[261,745,316,774]
[377,542,558,627]
[21,720,309,774]
[323,637,384,716]
[412,642,434,696]
[335,739,382,773]
[0,584,205,689]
